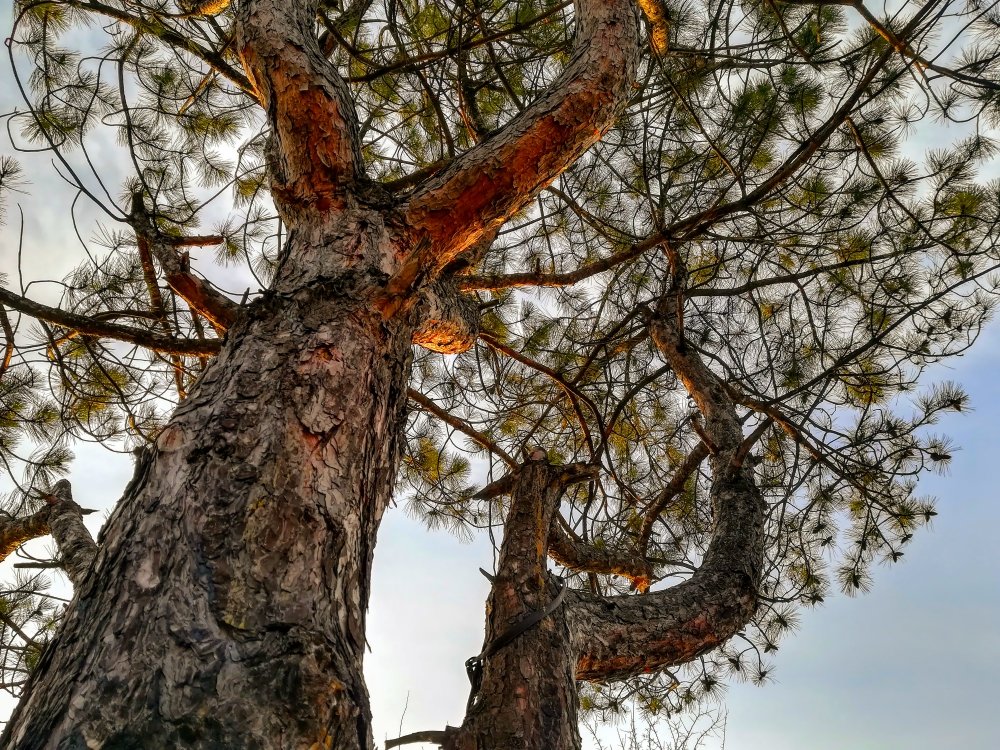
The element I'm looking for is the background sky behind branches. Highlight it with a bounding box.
[0,1,998,746]
[366,325,1000,749]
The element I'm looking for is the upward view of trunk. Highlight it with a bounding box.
[4,213,417,749]
[387,291,765,750]
[450,462,595,750]
[2,0,641,746]
[4,0,996,743]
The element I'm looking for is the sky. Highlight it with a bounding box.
[1,2,999,748]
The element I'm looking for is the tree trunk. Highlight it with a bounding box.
[3,213,414,750]
[448,462,596,750]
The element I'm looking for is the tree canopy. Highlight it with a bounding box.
[1,0,999,741]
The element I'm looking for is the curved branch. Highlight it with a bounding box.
[392,0,640,292]
[0,286,223,356]
[568,287,765,683]
[548,518,652,592]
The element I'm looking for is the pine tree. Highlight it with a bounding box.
[0,0,998,747]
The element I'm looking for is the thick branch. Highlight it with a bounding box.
[237,0,363,214]
[568,287,765,683]
[392,0,640,293]
[548,519,652,592]
[385,729,453,749]
[453,458,582,749]
[43,480,98,588]
[0,508,50,564]
[0,286,223,356]
[570,464,764,683]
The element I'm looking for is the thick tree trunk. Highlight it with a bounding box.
[3,215,414,750]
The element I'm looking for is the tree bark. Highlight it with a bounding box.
[3,216,416,750]
[451,462,594,750]
[43,480,98,588]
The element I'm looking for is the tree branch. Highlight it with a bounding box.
[459,19,907,296]
[62,0,254,97]
[43,480,98,588]
[407,387,517,468]
[0,286,223,356]
[385,729,453,749]
[567,279,766,683]
[132,196,239,334]
[236,0,364,215]
[0,508,50,565]
[636,442,710,552]
[390,0,640,294]
[548,518,653,592]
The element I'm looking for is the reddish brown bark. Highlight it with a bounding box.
[390,0,640,294]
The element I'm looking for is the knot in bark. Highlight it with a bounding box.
[412,278,480,354]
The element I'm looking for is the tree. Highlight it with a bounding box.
[0,0,998,746]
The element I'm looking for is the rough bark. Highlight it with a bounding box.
[451,461,591,750]
[0,510,50,565]
[2,0,644,744]
[43,480,98,589]
[3,217,415,750]
[236,0,364,220]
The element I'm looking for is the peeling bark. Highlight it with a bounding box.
[393,0,640,289]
